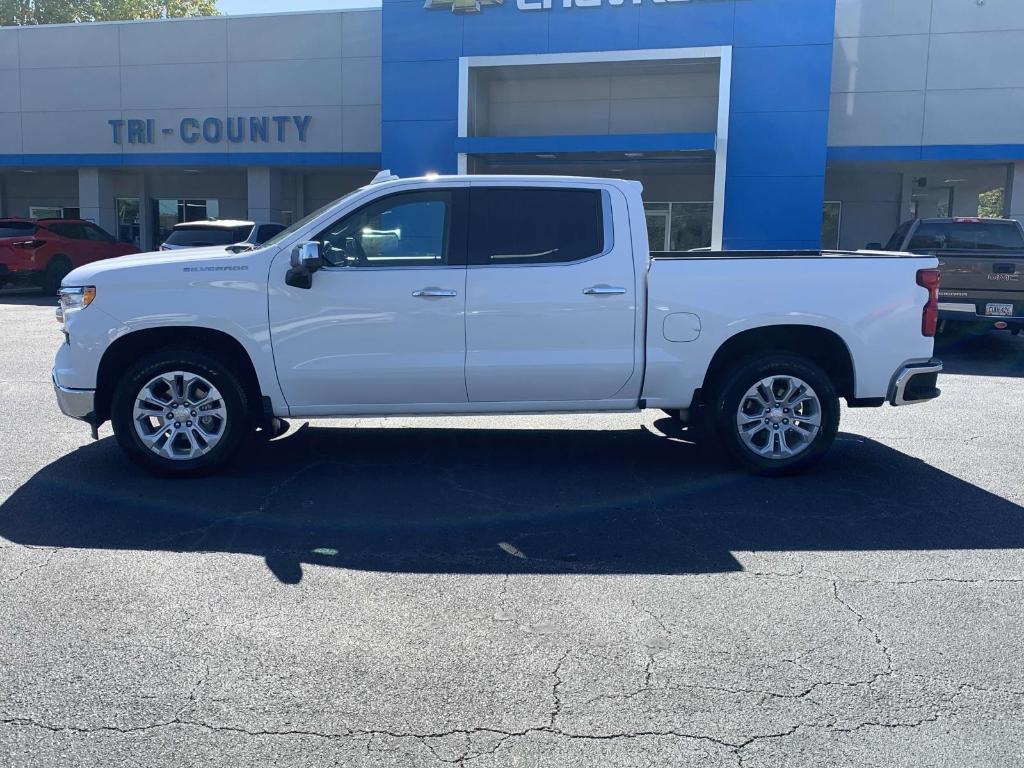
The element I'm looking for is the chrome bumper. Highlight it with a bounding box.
[889,361,943,406]
[53,373,96,421]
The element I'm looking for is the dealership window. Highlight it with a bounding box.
[155,199,220,248]
[29,206,79,220]
[116,198,141,248]
[644,202,713,252]
[469,188,604,266]
[822,202,842,250]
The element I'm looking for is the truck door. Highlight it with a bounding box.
[269,188,469,412]
[464,185,637,403]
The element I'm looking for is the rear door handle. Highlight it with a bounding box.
[583,285,627,296]
[412,287,458,298]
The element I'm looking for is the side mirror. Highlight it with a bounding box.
[290,241,322,271]
[865,242,883,251]
[286,242,322,289]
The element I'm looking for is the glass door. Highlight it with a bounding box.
[153,199,221,248]
[912,185,954,219]
[116,198,141,247]
[644,205,670,252]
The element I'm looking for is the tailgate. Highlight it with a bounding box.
[936,251,1023,294]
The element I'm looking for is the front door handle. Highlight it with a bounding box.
[412,287,458,298]
[583,285,627,296]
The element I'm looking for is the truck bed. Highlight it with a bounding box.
[651,250,925,260]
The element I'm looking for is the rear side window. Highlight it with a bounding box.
[0,222,37,239]
[884,221,913,251]
[469,188,605,266]
[256,224,286,243]
[908,222,1024,251]
[164,226,247,247]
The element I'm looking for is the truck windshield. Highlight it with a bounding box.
[908,221,1024,252]
[260,188,367,250]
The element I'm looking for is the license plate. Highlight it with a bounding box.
[985,303,1014,317]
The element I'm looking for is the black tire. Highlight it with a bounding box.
[42,256,72,295]
[710,354,840,477]
[111,348,250,477]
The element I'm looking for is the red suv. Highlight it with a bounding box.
[0,218,139,294]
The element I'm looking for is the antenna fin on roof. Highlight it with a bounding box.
[371,169,399,184]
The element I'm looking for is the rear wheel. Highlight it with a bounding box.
[711,354,839,476]
[111,349,250,477]
[41,256,71,295]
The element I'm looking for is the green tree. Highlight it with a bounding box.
[978,188,1005,219]
[1,0,218,25]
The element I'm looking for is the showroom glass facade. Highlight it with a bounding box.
[1,2,1024,252]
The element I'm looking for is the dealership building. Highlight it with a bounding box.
[2,0,1024,252]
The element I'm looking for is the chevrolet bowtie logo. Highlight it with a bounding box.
[424,0,503,13]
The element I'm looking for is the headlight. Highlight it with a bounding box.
[56,286,96,326]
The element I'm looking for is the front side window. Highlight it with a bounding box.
[469,188,604,266]
[315,191,451,268]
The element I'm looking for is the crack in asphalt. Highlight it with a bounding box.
[548,650,571,728]
[830,581,894,677]
[4,548,60,585]
[0,653,998,767]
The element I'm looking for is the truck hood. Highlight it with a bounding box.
[63,247,262,286]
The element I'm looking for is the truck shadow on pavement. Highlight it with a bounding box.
[935,330,1024,378]
[0,289,55,307]
[2,421,1021,583]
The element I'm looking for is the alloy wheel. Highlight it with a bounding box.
[735,375,822,460]
[132,370,228,460]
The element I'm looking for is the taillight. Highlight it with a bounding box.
[917,268,941,337]
[12,239,45,249]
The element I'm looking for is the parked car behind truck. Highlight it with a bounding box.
[160,220,287,252]
[0,218,138,294]
[53,173,943,477]
[873,217,1024,334]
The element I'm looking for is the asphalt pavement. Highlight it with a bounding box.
[1,288,1022,767]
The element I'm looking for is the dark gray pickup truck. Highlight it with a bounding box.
[873,218,1024,334]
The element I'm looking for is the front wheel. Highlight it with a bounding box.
[111,349,250,477]
[41,257,71,295]
[711,354,840,476]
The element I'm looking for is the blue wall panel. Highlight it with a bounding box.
[733,0,836,46]
[383,119,460,176]
[382,0,838,249]
[636,1,735,49]
[382,60,460,122]
[723,176,827,248]
[460,5,549,57]
[384,0,464,62]
[727,111,829,178]
[546,5,641,53]
[730,45,834,114]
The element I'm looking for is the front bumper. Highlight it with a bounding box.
[53,371,96,421]
[888,360,943,406]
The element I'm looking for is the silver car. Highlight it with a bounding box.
[159,220,288,252]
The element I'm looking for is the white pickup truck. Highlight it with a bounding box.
[53,173,943,477]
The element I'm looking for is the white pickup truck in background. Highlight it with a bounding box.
[53,173,943,476]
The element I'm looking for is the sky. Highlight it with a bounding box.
[217,0,379,14]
